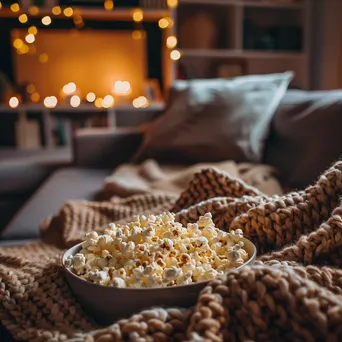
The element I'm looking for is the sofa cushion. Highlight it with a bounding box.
[264,90,342,189]
[133,72,293,164]
[0,168,110,240]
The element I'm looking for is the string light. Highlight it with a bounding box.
[42,16,52,25]
[167,0,178,8]
[112,81,131,95]
[39,53,48,63]
[52,6,62,15]
[25,34,35,44]
[10,3,20,12]
[166,36,177,48]
[18,44,29,54]
[158,17,169,29]
[133,96,148,108]
[104,0,114,11]
[18,14,28,24]
[94,97,103,108]
[27,84,35,93]
[28,6,39,15]
[132,30,145,40]
[86,92,96,102]
[70,95,81,108]
[44,96,57,108]
[28,26,38,35]
[31,92,40,102]
[63,82,77,95]
[102,95,114,108]
[132,9,143,23]
[0,2,2,10]
[13,38,24,49]
[170,49,181,61]
[63,7,73,17]
[9,97,19,108]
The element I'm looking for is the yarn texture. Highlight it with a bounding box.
[1,161,342,342]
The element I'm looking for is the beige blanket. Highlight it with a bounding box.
[100,159,283,199]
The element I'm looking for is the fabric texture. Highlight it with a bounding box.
[264,89,342,189]
[133,72,293,164]
[0,161,342,341]
[99,159,283,200]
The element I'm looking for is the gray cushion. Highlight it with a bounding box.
[133,72,293,164]
[1,168,110,240]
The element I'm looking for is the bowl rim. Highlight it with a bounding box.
[62,237,257,291]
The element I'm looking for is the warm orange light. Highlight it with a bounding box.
[102,95,114,108]
[63,7,73,17]
[104,0,114,10]
[18,14,28,23]
[170,49,181,61]
[159,17,172,29]
[18,44,29,54]
[94,98,103,108]
[86,92,96,102]
[0,2,2,10]
[25,34,35,44]
[167,0,178,8]
[27,84,35,93]
[31,92,40,102]
[112,81,131,95]
[70,95,81,108]
[44,96,57,108]
[166,36,177,48]
[13,38,24,49]
[132,30,145,40]
[63,82,77,95]
[52,6,62,15]
[42,16,52,25]
[132,9,143,23]
[28,6,39,15]
[133,96,148,108]
[10,3,20,12]
[39,53,49,63]
[28,26,38,35]
[9,97,19,108]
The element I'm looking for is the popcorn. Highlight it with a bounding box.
[67,213,249,288]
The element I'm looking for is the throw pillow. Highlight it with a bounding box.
[133,72,293,164]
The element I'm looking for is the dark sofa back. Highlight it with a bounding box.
[264,90,342,189]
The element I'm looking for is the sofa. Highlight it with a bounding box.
[0,88,341,243]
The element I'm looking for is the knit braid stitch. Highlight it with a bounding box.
[0,161,342,342]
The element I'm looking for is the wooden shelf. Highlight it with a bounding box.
[180,49,304,59]
[179,0,304,9]
[0,8,169,21]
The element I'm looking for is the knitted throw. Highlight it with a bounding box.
[1,161,342,342]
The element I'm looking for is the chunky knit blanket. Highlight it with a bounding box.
[1,161,342,342]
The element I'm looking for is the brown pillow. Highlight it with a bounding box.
[133,72,293,164]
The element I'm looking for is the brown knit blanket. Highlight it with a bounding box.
[1,161,342,342]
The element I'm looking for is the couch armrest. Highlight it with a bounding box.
[73,127,144,168]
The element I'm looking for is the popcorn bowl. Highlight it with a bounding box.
[62,238,256,325]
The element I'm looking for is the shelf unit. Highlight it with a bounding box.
[173,0,312,89]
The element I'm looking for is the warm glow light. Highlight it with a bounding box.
[104,0,114,10]
[42,16,52,25]
[166,36,177,48]
[63,7,73,17]
[0,2,2,10]
[10,3,20,12]
[18,14,28,23]
[28,26,38,35]
[133,96,148,108]
[86,92,96,102]
[31,92,40,102]
[94,98,103,108]
[39,53,48,63]
[132,30,145,40]
[9,97,19,108]
[73,15,84,25]
[170,49,181,61]
[167,0,178,8]
[63,82,77,95]
[70,95,81,108]
[25,34,35,44]
[44,96,57,108]
[27,84,35,93]
[13,38,24,49]
[52,6,62,15]
[18,44,29,54]
[102,95,114,108]
[132,9,143,23]
[159,17,172,29]
[28,6,39,15]
[112,81,131,95]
